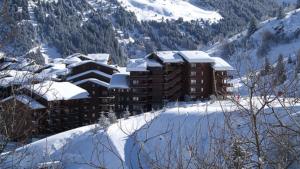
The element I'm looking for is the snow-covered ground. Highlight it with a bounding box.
[116,0,222,22]
[208,9,300,76]
[27,0,61,63]
[2,98,300,169]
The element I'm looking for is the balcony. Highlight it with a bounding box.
[164,77,182,90]
[164,83,182,98]
[218,83,233,87]
[131,82,149,88]
[164,68,182,81]
[216,74,234,80]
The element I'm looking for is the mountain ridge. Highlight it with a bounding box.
[0,0,279,65]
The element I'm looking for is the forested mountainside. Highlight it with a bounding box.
[207,8,300,89]
[0,0,280,65]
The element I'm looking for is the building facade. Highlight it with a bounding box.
[126,51,234,113]
[0,51,233,139]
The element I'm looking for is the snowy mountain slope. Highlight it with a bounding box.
[0,0,280,63]
[3,99,300,169]
[116,0,222,22]
[208,9,300,76]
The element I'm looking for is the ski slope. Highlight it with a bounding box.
[116,0,222,22]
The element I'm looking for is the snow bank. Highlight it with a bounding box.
[3,99,300,168]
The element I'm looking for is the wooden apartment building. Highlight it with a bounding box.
[126,51,234,113]
[0,51,233,139]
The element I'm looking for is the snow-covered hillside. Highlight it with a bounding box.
[116,0,222,22]
[2,98,300,169]
[208,9,300,75]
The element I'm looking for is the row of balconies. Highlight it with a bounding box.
[164,83,182,98]
[164,68,182,81]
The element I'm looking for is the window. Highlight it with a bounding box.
[201,71,204,76]
[191,80,197,85]
[201,88,204,92]
[191,87,196,93]
[133,105,142,110]
[133,97,139,101]
[201,80,204,84]
[133,80,139,85]
[103,99,108,103]
[191,63,197,68]
[64,108,70,113]
[191,71,196,76]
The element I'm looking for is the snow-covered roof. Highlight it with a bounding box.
[117,67,129,75]
[2,95,46,110]
[178,51,215,63]
[65,53,85,59]
[0,73,35,87]
[85,53,110,63]
[67,60,118,71]
[127,59,148,72]
[37,64,69,81]
[66,70,112,81]
[64,57,82,65]
[8,59,35,70]
[109,74,130,89]
[74,78,110,88]
[154,51,184,63]
[0,70,32,78]
[146,58,162,67]
[25,81,90,101]
[126,58,162,72]
[211,57,235,71]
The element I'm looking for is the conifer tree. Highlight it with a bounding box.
[274,54,287,85]
[98,114,110,130]
[296,0,300,9]
[123,107,131,119]
[264,57,272,75]
[247,17,258,37]
[277,7,285,20]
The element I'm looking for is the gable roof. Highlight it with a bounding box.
[210,57,235,71]
[74,78,110,88]
[67,60,118,71]
[109,74,129,89]
[127,59,148,72]
[2,95,46,110]
[66,70,112,81]
[25,81,90,101]
[152,51,184,63]
[178,51,214,63]
[85,54,110,63]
